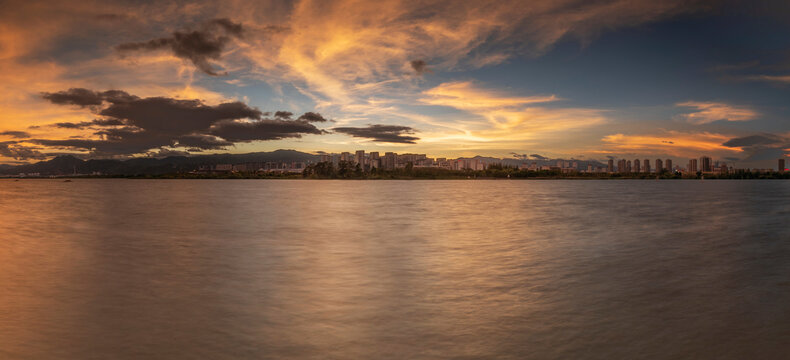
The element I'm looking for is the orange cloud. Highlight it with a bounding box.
[598,131,742,157]
[675,101,758,125]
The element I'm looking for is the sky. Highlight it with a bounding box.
[1,0,790,168]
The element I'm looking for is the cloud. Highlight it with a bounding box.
[210,119,324,142]
[0,131,30,138]
[722,134,783,148]
[721,133,790,163]
[238,0,709,129]
[418,81,606,147]
[28,88,327,156]
[0,142,46,160]
[41,88,138,107]
[530,154,548,160]
[410,59,431,75]
[54,118,127,129]
[274,111,293,119]
[675,101,758,125]
[333,124,419,144]
[297,112,328,122]
[116,18,244,76]
[741,75,790,83]
[599,131,741,157]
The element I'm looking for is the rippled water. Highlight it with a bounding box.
[1,179,789,359]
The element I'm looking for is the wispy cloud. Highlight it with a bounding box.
[598,131,741,157]
[675,101,758,125]
[741,75,790,84]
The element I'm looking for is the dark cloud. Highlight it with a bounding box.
[510,152,529,159]
[606,155,617,160]
[54,122,87,129]
[98,97,263,135]
[174,134,233,150]
[722,134,783,148]
[42,88,137,107]
[0,142,47,160]
[332,124,419,144]
[274,111,293,119]
[410,59,431,75]
[209,18,244,37]
[54,118,127,129]
[296,112,328,122]
[662,140,675,144]
[530,154,548,160]
[116,18,244,76]
[148,148,191,158]
[722,133,790,164]
[209,119,323,142]
[0,131,31,138]
[32,88,328,156]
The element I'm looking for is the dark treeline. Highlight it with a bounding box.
[301,161,790,180]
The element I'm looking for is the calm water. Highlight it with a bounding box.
[1,179,789,359]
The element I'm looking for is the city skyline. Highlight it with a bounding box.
[2,1,790,169]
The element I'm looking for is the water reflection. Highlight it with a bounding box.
[1,179,789,359]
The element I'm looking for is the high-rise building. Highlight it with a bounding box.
[634,159,641,173]
[780,158,786,172]
[626,160,632,173]
[355,150,365,167]
[643,159,651,174]
[383,152,397,170]
[665,159,672,172]
[340,152,351,162]
[369,152,380,169]
[617,159,626,173]
[608,159,614,173]
[655,159,663,173]
[320,154,330,163]
[700,156,712,172]
[688,159,698,173]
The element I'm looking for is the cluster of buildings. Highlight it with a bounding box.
[191,150,788,175]
[319,151,491,171]
[195,162,308,174]
[604,156,787,174]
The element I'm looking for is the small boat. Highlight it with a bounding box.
[63,179,72,182]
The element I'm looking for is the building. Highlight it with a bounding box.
[655,159,663,173]
[780,158,786,172]
[355,150,365,167]
[617,159,626,173]
[644,159,651,174]
[608,159,614,173]
[369,152,380,169]
[320,154,330,163]
[700,156,712,172]
[383,152,397,170]
[340,152,351,162]
[665,159,672,172]
[626,160,632,173]
[634,159,641,173]
[688,159,698,173]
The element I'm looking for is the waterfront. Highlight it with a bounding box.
[1,179,789,359]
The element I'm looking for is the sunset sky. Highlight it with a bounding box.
[1,0,789,167]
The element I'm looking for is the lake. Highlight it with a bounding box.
[1,179,789,359]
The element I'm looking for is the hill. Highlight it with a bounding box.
[1,150,320,176]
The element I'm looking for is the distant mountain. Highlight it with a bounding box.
[1,150,608,176]
[0,150,320,176]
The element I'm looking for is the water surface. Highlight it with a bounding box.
[1,179,789,359]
